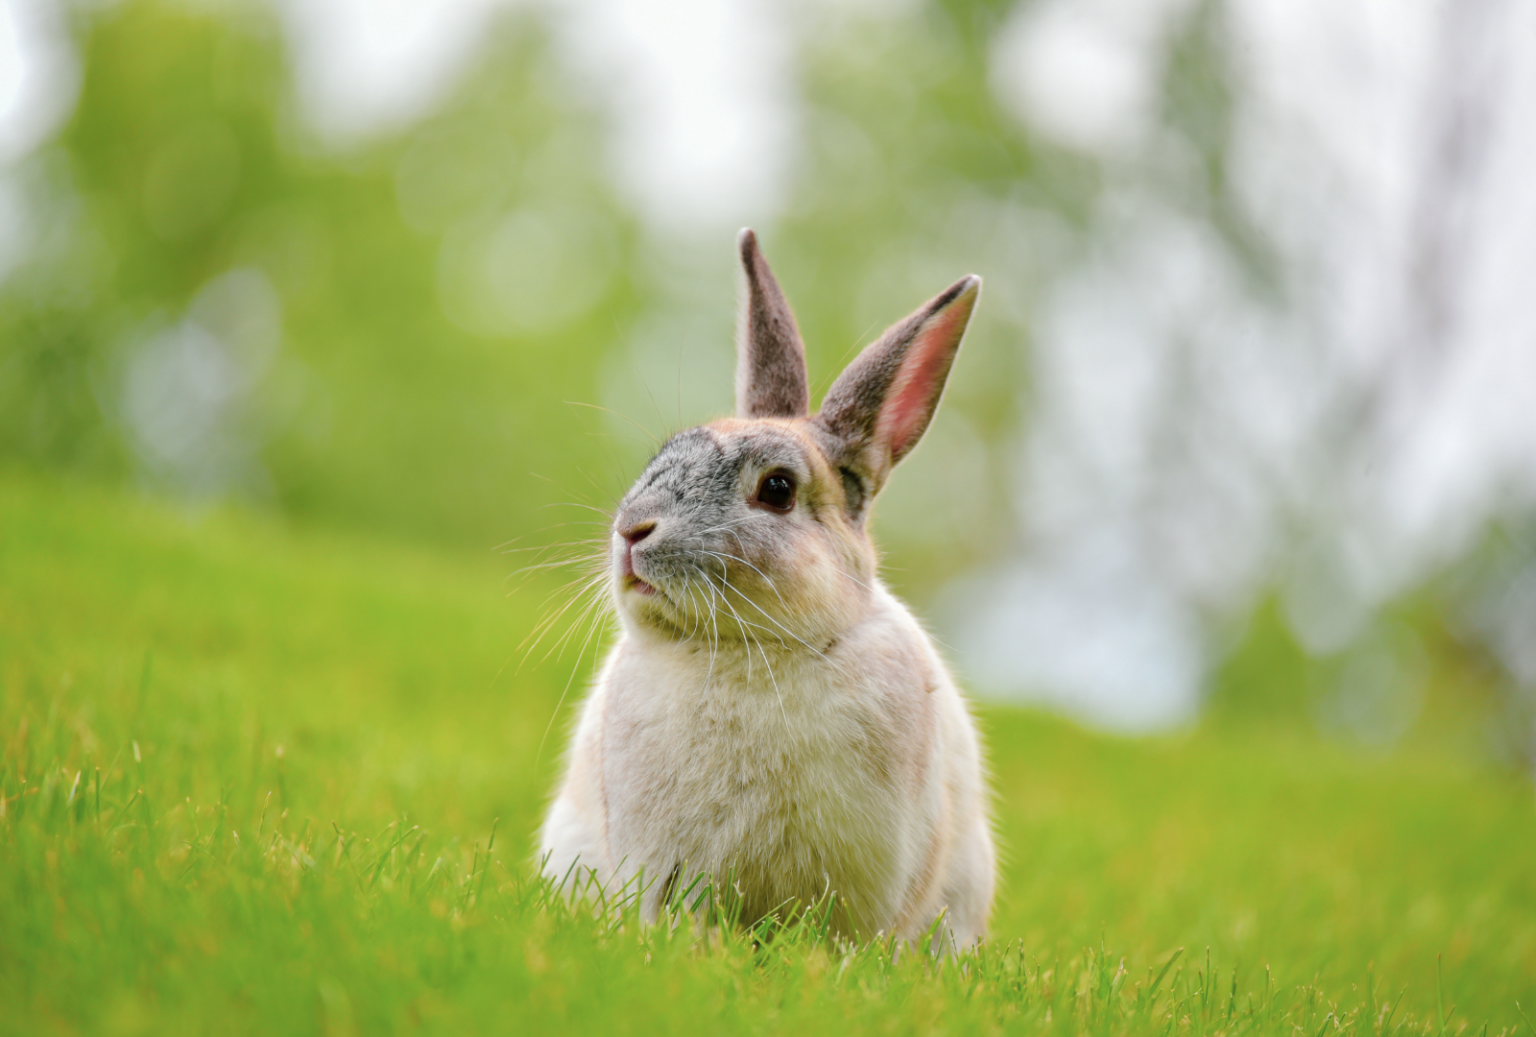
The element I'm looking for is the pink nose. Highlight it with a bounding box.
[621,521,655,545]
[619,520,655,578]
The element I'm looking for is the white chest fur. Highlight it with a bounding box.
[539,585,992,945]
[606,628,936,928]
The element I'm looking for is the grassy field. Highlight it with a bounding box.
[2,469,1533,1035]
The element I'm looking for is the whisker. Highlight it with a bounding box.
[826,563,874,592]
[688,565,724,667]
[534,502,616,518]
[518,570,611,667]
[565,400,662,447]
[527,469,616,509]
[538,579,611,666]
[686,565,722,684]
[711,560,790,734]
[534,602,611,772]
[695,550,826,657]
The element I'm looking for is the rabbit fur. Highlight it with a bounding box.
[538,229,995,948]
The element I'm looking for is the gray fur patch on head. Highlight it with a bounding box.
[615,424,816,590]
[625,427,736,515]
[607,416,884,651]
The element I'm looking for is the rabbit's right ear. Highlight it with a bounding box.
[735,228,810,419]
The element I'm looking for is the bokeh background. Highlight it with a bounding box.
[3,0,1535,754]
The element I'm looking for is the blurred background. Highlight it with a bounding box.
[2,0,1534,757]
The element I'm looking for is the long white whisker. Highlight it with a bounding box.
[698,521,872,603]
[695,550,827,657]
[685,573,721,684]
[518,569,610,666]
[534,576,611,671]
[533,575,611,770]
[825,562,874,592]
[708,557,790,734]
[691,562,778,646]
[689,566,722,683]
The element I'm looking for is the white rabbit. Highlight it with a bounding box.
[538,229,994,948]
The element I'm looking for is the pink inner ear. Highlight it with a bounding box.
[877,306,966,459]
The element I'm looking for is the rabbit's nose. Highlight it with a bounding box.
[618,520,657,585]
[621,520,655,545]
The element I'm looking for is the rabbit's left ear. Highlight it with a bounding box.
[815,274,980,501]
[735,229,810,419]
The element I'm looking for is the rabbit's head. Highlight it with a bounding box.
[611,229,980,650]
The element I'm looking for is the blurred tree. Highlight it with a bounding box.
[1,0,1530,748]
[0,2,642,549]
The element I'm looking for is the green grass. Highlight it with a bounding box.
[2,469,1534,1035]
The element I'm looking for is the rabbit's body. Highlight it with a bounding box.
[541,576,992,944]
[538,231,995,948]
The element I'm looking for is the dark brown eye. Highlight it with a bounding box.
[755,471,796,512]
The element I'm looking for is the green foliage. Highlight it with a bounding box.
[0,1,1067,592]
[2,3,642,549]
[0,0,1093,603]
[1205,597,1321,725]
[3,472,1533,1034]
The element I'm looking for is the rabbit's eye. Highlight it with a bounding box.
[755,471,796,512]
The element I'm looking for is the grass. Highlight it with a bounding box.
[2,468,1534,1035]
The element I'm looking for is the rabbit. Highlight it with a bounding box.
[537,228,995,949]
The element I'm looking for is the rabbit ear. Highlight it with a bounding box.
[815,274,980,502]
[735,228,810,419]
